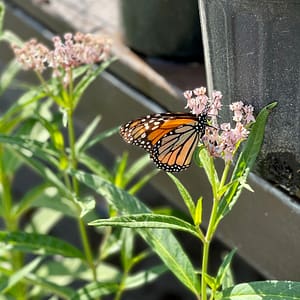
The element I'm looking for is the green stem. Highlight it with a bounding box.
[200,160,232,299]
[201,198,218,300]
[67,109,79,194]
[0,146,26,299]
[78,217,97,280]
[65,91,97,282]
[219,161,231,191]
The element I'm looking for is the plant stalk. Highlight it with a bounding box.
[66,104,97,282]
[201,198,219,300]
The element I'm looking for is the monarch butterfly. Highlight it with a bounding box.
[119,112,208,172]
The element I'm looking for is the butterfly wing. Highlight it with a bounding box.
[151,122,200,172]
[120,112,206,172]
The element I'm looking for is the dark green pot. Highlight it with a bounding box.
[121,0,203,61]
[199,0,300,198]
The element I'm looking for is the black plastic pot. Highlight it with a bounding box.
[199,0,300,198]
[121,0,203,61]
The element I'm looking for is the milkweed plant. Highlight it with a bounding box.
[0,2,299,300]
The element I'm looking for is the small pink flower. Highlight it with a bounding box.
[12,39,49,73]
[12,32,111,84]
[183,87,255,162]
[183,86,209,116]
[243,105,256,124]
[193,87,207,96]
[230,101,244,111]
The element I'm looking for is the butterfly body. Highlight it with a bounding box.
[120,112,208,172]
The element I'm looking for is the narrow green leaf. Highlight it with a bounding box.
[215,249,236,289]
[26,273,75,299]
[73,58,116,108]
[198,147,220,195]
[128,169,159,195]
[0,257,42,293]
[0,134,59,167]
[167,173,195,218]
[0,1,5,34]
[26,208,64,234]
[74,170,200,295]
[0,87,45,132]
[125,264,167,289]
[75,115,102,153]
[0,231,84,258]
[79,126,119,153]
[121,228,134,270]
[89,214,200,238]
[123,154,152,187]
[222,264,235,290]
[0,59,21,96]
[14,183,50,217]
[71,282,119,300]
[29,187,77,218]
[216,280,300,300]
[35,114,64,151]
[0,30,23,45]
[202,272,217,290]
[78,152,112,181]
[8,143,72,198]
[194,196,203,226]
[114,152,129,187]
[217,102,277,221]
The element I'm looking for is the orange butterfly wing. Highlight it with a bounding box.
[120,113,207,172]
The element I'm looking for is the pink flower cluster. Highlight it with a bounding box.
[12,32,111,85]
[184,87,255,162]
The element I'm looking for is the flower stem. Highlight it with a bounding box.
[201,160,231,299]
[0,146,26,299]
[201,197,219,300]
[66,106,97,281]
[220,161,231,190]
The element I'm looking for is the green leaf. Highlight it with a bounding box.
[90,214,200,238]
[216,102,277,222]
[75,115,102,153]
[114,152,129,187]
[216,280,300,300]
[78,152,112,181]
[194,196,203,226]
[124,264,167,289]
[0,231,84,258]
[71,282,119,300]
[35,114,64,151]
[14,183,50,217]
[0,86,46,133]
[27,187,77,218]
[0,1,5,34]
[123,154,152,187]
[26,273,75,299]
[78,126,119,153]
[167,173,195,218]
[198,147,220,195]
[120,228,134,270]
[0,257,42,293]
[215,249,236,289]
[73,58,116,109]
[37,257,119,285]
[73,170,200,295]
[71,264,167,299]
[128,169,159,195]
[26,208,64,234]
[75,195,96,218]
[0,30,23,46]
[0,59,21,96]
[0,134,60,177]
[7,142,71,198]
